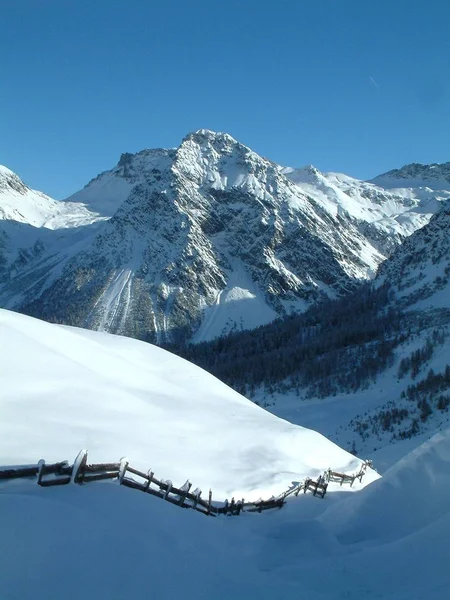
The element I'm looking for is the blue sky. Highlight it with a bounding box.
[1,0,450,198]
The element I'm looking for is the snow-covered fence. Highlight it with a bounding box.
[0,451,372,517]
[325,460,372,487]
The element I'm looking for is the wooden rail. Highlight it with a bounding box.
[325,460,372,487]
[0,451,372,517]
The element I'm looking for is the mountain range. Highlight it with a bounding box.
[1,130,449,344]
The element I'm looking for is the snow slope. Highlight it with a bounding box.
[1,419,448,599]
[0,164,101,229]
[284,164,450,256]
[0,165,106,310]
[0,309,373,500]
[65,148,174,216]
[2,309,449,600]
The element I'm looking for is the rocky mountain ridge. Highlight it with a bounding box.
[1,130,449,344]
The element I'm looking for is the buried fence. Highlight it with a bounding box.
[0,450,373,517]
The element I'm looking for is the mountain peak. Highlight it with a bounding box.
[181,129,243,150]
[0,165,28,195]
[0,165,18,179]
[372,161,450,189]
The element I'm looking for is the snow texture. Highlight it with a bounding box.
[0,309,373,500]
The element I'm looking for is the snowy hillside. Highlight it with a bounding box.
[0,165,105,299]
[0,165,101,229]
[2,391,449,599]
[285,164,450,255]
[65,148,174,217]
[0,309,374,499]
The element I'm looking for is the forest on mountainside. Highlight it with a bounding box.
[165,283,410,399]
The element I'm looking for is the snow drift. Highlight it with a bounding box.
[0,309,374,500]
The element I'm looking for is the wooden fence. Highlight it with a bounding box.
[325,460,373,487]
[0,451,373,517]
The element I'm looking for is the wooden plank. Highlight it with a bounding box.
[125,465,149,480]
[121,477,146,492]
[82,472,119,483]
[42,461,71,475]
[39,476,71,487]
[85,463,120,473]
[0,465,39,480]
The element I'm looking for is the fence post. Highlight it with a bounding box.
[118,457,129,485]
[192,488,202,509]
[207,489,212,515]
[178,480,192,506]
[164,480,173,500]
[143,470,154,492]
[71,450,88,484]
[37,459,46,486]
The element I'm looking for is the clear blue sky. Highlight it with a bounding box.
[1,0,450,198]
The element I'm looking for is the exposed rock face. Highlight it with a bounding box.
[1,133,449,343]
[376,201,450,313]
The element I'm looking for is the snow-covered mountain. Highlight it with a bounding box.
[1,133,449,344]
[1,130,450,342]
[284,164,450,256]
[371,161,450,189]
[65,148,174,217]
[0,165,101,228]
[376,200,450,313]
[0,166,105,293]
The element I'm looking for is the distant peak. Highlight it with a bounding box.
[0,165,28,194]
[193,128,234,139]
[374,161,450,186]
[0,165,20,180]
[182,129,239,146]
[282,164,323,184]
